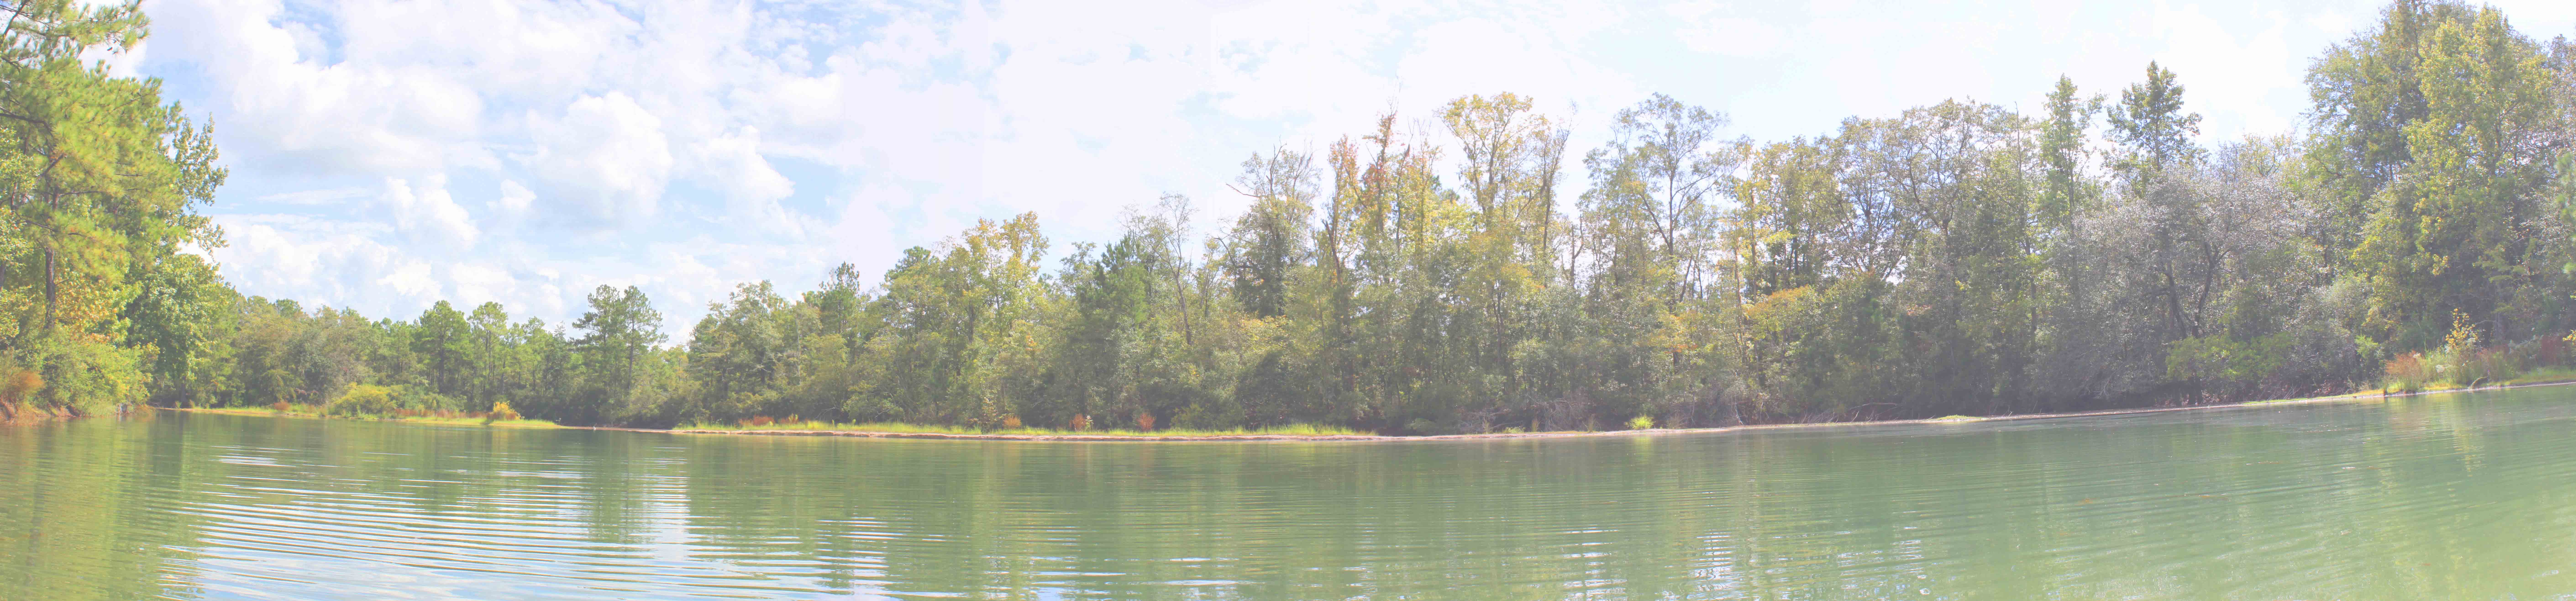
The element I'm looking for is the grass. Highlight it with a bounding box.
[2241,388,2395,406]
[175,404,563,428]
[676,420,1367,437]
[2242,366,2576,408]
[390,415,562,428]
[2503,366,2576,386]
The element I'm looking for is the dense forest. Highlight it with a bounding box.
[7,0,2576,434]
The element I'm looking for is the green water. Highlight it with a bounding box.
[6,389,2576,600]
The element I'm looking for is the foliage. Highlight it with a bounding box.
[485,401,521,423]
[0,0,227,416]
[324,385,398,417]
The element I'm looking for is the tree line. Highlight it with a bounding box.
[8,0,2576,433]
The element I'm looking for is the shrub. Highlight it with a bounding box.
[484,402,522,423]
[2384,353,2432,392]
[1000,414,1023,429]
[1067,414,1090,431]
[324,385,399,417]
[2443,309,2480,354]
[2461,347,2515,387]
[0,362,41,406]
[1171,402,1244,431]
[1626,415,1656,430]
[270,401,291,413]
[1135,411,1156,431]
[390,385,459,412]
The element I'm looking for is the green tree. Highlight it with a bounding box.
[565,285,667,425]
[0,0,226,414]
[466,301,510,410]
[2339,5,2561,347]
[1223,149,1316,319]
[413,300,470,397]
[120,253,233,406]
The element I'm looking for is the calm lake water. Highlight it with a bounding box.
[7,389,2576,600]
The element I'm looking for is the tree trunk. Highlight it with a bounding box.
[0,256,9,349]
[42,245,55,333]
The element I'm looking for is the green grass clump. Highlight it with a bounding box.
[2503,366,2576,386]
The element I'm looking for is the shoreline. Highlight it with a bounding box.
[648,378,2576,442]
[144,378,2576,442]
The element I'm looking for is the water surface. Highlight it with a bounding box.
[7,388,2576,599]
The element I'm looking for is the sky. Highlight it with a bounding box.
[123,0,2576,330]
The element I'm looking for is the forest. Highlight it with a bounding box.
[6,0,2576,434]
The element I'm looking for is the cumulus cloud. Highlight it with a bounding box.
[379,176,480,247]
[495,180,537,220]
[689,126,800,236]
[258,187,373,206]
[211,215,419,311]
[524,92,678,228]
[148,0,487,175]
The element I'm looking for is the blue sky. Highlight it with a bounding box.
[125,0,2576,328]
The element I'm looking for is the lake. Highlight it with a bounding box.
[6,387,2576,599]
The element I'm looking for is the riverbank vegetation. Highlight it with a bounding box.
[10,1,2576,435]
[184,402,557,428]
[671,419,1365,438]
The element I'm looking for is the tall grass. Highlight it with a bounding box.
[198,401,557,428]
[2384,333,2576,392]
[2384,353,2434,392]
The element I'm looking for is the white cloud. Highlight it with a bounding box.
[258,187,373,206]
[149,0,487,175]
[690,126,800,236]
[2149,1,2300,138]
[495,180,537,219]
[211,215,412,311]
[1672,5,1793,58]
[375,262,441,301]
[378,176,480,247]
[523,92,677,228]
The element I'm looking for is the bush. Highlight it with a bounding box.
[484,401,522,423]
[1171,399,1244,432]
[2385,353,2432,392]
[1626,415,1656,430]
[390,385,459,412]
[0,361,45,407]
[2459,347,2513,386]
[2534,335,2566,367]
[325,385,399,417]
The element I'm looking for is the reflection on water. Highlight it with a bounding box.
[7,388,2576,599]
